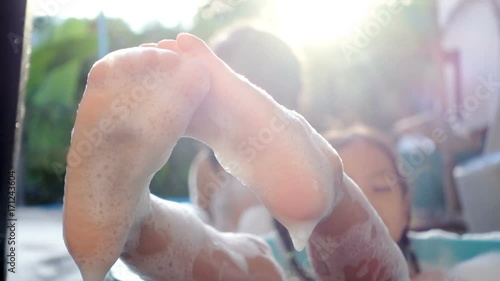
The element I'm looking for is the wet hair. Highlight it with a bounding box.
[275,125,420,280]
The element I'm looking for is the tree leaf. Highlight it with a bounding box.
[32,59,81,107]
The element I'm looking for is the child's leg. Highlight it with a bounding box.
[62,47,209,280]
[120,195,284,281]
[64,35,409,281]
[307,175,409,281]
[63,46,284,281]
[157,35,409,280]
[158,34,344,250]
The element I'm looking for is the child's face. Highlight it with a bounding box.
[338,140,408,242]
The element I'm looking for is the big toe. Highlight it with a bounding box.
[88,47,181,86]
[176,33,207,53]
[154,37,221,73]
[176,33,227,70]
[157,39,180,53]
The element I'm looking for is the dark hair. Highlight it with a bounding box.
[323,125,408,193]
[322,125,419,274]
[210,26,302,110]
[275,125,420,280]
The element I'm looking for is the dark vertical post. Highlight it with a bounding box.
[0,0,28,278]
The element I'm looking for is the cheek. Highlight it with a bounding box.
[368,196,406,241]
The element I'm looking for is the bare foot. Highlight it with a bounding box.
[63,47,210,281]
[157,34,344,250]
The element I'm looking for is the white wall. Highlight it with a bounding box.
[438,0,500,141]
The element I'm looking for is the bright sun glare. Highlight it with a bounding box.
[32,0,397,43]
[273,0,385,44]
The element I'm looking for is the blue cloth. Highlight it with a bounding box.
[397,136,446,220]
[264,230,500,274]
[410,230,500,268]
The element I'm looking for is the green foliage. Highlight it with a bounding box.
[24,19,98,204]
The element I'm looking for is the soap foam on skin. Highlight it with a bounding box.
[206,230,283,280]
[314,175,409,281]
[64,47,210,281]
[69,34,408,280]
[209,232,255,275]
[171,33,346,254]
[121,196,277,281]
[70,187,152,281]
[209,106,341,252]
[266,111,342,251]
[277,124,344,252]
[121,196,207,281]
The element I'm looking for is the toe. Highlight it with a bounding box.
[137,47,180,69]
[144,47,181,72]
[109,47,181,77]
[157,39,180,53]
[176,33,230,73]
[140,43,157,47]
[177,33,210,54]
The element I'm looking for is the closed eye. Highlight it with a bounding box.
[372,186,392,193]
